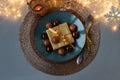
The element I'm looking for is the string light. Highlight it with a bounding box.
[111,25,119,32]
[0,0,26,20]
[0,0,119,31]
[77,0,119,19]
[76,0,120,31]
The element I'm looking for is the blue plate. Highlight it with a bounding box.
[34,12,86,62]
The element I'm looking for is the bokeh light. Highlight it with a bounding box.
[0,0,26,20]
[0,0,119,32]
[111,25,119,32]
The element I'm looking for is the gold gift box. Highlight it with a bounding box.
[46,22,75,50]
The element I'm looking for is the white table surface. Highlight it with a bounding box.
[0,13,120,80]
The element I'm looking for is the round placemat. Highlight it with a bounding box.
[19,1,100,75]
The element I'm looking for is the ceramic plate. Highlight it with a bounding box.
[34,12,86,62]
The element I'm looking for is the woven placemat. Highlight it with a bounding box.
[19,1,100,75]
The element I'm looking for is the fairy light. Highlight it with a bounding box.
[0,0,119,26]
[76,0,119,19]
[94,15,99,19]
[93,11,96,14]
[0,0,26,21]
[83,1,90,5]
[75,0,120,31]
[111,25,119,32]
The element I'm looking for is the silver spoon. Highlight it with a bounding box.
[76,15,93,65]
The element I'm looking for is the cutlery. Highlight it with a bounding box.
[76,15,93,65]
